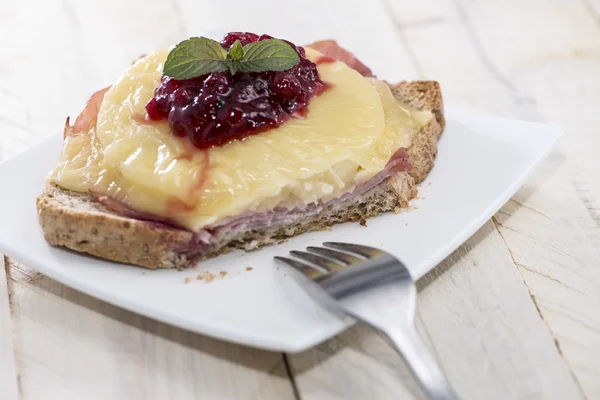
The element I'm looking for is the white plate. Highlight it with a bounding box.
[0,109,561,352]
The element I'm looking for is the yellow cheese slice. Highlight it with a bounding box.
[51,48,431,231]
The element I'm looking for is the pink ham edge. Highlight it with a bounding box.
[64,87,110,137]
[306,40,375,77]
[177,147,411,252]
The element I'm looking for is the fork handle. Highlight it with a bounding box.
[384,325,458,400]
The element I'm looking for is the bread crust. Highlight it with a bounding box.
[388,80,444,183]
[36,81,444,269]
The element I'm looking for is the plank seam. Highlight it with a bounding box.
[169,0,189,37]
[452,0,516,92]
[381,0,426,78]
[0,255,20,400]
[283,353,302,400]
[581,0,600,29]
[491,217,588,400]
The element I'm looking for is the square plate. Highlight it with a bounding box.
[0,109,561,352]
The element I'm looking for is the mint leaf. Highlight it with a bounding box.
[235,39,299,73]
[228,40,244,62]
[163,37,229,79]
[163,37,300,78]
[228,61,241,75]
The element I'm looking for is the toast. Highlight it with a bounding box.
[36,80,444,269]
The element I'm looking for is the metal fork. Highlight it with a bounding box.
[275,242,458,400]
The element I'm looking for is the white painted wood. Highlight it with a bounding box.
[0,256,19,400]
[176,0,419,81]
[288,0,600,398]
[287,0,600,398]
[442,0,600,396]
[289,222,582,400]
[0,1,294,399]
[0,0,185,159]
[6,259,294,400]
[1,0,600,399]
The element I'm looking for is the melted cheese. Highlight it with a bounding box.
[50,48,431,231]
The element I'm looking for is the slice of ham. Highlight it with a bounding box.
[171,147,411,253]
[93,192,174,225]
[305,40,374,77]
[95,147,412,247]
[209,148,410,231]
[64,87,110,138]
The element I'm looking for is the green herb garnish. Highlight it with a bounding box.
[163,37,300,79]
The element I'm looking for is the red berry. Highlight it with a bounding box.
[221,32,259,48]
[272,73,301,99]
[145,32,327,148]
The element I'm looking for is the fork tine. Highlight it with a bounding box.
[289,251,344,272]
[274,256,326,280]
[306,246,361,265]
[323,242,382,258]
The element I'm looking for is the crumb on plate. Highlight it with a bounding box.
[196,271,216,283]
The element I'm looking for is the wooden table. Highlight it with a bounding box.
[1,0,599,398]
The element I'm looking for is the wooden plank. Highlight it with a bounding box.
[450,0,600,396]
[176,0,419,80]
[389,0,600,397]
[7,259,294,400]
[289,222,581,399]
[287,0,598,398]
[0,256,19,400]
[1,0,598,399]
[0,1,295,398]
[0,0,186,159]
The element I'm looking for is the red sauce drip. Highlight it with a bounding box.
[315,55,337,65]
[168,149,211,214]
[130,113,160,125]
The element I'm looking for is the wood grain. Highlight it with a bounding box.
[286,0,600,398]
[289,222,582,400]
[6,259,294,400]
[450,0,600,396]
[1,0,599,398]
[0,256,19,400]
[0,1,294,399]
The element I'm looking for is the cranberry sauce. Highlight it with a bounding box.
[146,32,328,149]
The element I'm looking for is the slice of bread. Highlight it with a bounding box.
[36,81,444,269]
